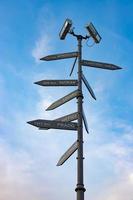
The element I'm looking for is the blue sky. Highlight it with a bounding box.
[0,0,133,200]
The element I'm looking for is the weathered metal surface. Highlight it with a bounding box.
[81,60,122,70]
[39,112,78,130]
[82,110,89,134]
[56,112,78,122]
[46,90,79,111]
[40,52,78,61]
[82,73,96,100]
[27,119,78,131]
[57,141,78,166]
[75,36,86,195]
[34,79,78,87]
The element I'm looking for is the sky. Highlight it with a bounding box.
[0,0,133,200]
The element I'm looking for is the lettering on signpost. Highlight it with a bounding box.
[34,79,78,87]
[27,119,78,131]
[39,112,78,130]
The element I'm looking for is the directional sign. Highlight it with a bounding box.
[46,90,79,111]
[34,79,78,87]
[56,112,78,122]
[82,73,96,100]
[39,112,78,130]
[81,60,122,70]
[40,52,78,61]
[57,141,78,166]
[82,110,89,134]
[27,120,78,131]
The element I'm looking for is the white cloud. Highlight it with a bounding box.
[31,5,55,63]
[129,173,133,184]
[83,110,131,200]
[0,139,43,200]
[97,179,133,200]
[31,34,52,62]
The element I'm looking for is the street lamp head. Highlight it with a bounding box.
[59,18,72,40]
[85,22,101,43]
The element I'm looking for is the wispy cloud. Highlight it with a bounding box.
[31,5,55,63]
[31,34,52,62]
[0,138,43,200]
[97,179,133,200]
[85,116,133,200]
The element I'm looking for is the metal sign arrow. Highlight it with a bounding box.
[82,110,89,134]
[34,79,78,87]
[57,141,78,166]
[40,51,78,61]
[56,112,78,122]
[27,119,78,131]
[39,112,78,130]
[82,73,96,100]
[46,90,79,111]
[81,60,122,70]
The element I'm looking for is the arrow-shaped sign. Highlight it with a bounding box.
[39,112,78,130]
[82,110,89,134]
[34,79,78,87]
[82,73,96,100]
[57,141,78,166]
[56,112,78,122]
[27,119,78,131]
[46,90,79,111]
[81,60,122,70]
[40,52,78,61]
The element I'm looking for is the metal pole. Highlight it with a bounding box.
[75,36,86,200]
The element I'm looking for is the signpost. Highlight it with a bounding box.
[56,112,78,122]
[57,141,78,166]
[39,112,78,130]
[40,51,78,61]
[46,90,79,111]
[82,110,89,134]
[28,19,122,200]
[28,119,78,131]
[81,60,122,70]
[82,73,96,100]
[35,79,78,87]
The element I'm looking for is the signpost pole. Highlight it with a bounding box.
[75,36,86,200]
[28,19,122,200]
